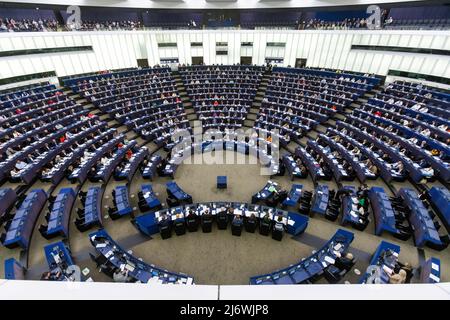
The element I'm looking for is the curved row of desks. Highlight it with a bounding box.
[250,229,354,285]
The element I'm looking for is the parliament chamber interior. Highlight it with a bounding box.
[0,0,449,300]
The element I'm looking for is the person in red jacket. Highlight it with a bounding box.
[126,149,133,160]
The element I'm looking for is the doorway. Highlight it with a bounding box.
[240,56,252,65]
[137,59,149,68]
[295,58,307,68]
[192,56,204,65]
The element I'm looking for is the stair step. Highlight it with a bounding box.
[244,119,254,127]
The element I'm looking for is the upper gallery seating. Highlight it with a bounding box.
[142,11,202,29]
[0,82,109,185]
[69,68,190,147]
[239,11,300,29]
[299,6,449,30]
[61,7,142,31]
[1,4,449,32]
[384,6,450,30]
[179,65,265,132]
[254,67,379,146]
[0,8,58,32]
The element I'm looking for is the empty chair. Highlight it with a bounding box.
[433,220,441,231]
[159,221,172,239]
[174,218,186,236]
[38,224,49,239]
[217,210,228,230]
[244,215,257,233]
[272,221,284,241]
[76,208,85,217]
[186,212,199,232]
[334,253,355,272]
[259,217,271,236]
[231,217,243,236]
[201,214,213,233]
[167,196,180,208]
[75,219,89,232]
[324,265,346,284]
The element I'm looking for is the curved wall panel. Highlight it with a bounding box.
[0,30,448,81]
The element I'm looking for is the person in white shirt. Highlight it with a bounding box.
[407,136,418,144]
[411,103,422,111]
[421,128,431,137]
[15,160,27,170]
[419,106,428,113]
[113,269,130,282]
[422,166,434,178]
[100,157,109,165]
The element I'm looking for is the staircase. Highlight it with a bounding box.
[172,71,197,129]
[243,70,272,129]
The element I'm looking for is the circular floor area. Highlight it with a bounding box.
[129,226,314,285]
[173,150,272,203]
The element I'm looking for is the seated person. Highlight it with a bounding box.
[232,214,243,226]
[247,213,257,224]
[113,269,131,283]
[391,161,404,175]
[187,209,197,220]
[261,212,271,225]
[335,252,354,271]
[274,214,284,227]
[388,269,407,284]
[40,270,62,281]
